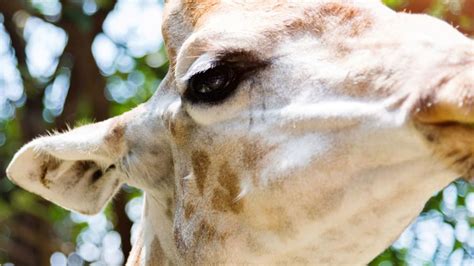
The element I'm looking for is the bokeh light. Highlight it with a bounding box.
[23,17,67,80]
[102,0,163,58]
[0,23,24,122]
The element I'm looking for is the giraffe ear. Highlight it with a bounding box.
[6,119,126,215]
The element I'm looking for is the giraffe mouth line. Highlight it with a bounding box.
[416,122,474,182]
[421,121,474,128]
[445,123,474,182]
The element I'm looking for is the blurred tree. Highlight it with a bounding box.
[0,0,105,264]
[0,0,472,265]
[0,0,158,264]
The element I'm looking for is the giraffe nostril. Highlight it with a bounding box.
[92,169,103,182]
[106,164,116,172]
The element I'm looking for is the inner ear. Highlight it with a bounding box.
[40,159,110,188]
[7,146,124,215]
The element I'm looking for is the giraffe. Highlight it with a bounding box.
[6,0,474,264]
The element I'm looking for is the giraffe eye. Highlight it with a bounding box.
[185,65,239,104]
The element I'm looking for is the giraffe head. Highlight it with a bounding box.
[7,0,474,264]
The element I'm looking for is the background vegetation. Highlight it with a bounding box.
[0,0,472,265]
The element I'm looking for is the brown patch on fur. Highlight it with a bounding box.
[72,161,96,175]
[242,143,259,169]
[106,122,125,144]
[284,3,371,38]
[70,161,97,186]
[319,3,372,37]
[262,206,295,239]
[47,157,61,172]
[169,121,178,139]
[320,3,359,21]
[334,42,352,57]
[38,159,99,189]
[183,0,220,27]
[38,157,62,188]
[191,150,210,195]
[217,162,240,197]
[193,220,217,243]
[149,237,167,265]
[282,8,323,36]
[242,140,277,185]
[211,188,233,213]
[305,187,345,220]
[184,203,196,220]
[210,162,243,214]
[169,119,192,146]
[243,142,264,184]
[105,120,126,154]
[349,17,373,37]
[188,220,228,262]
[38,162,50,188]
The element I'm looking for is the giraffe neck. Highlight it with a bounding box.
[127,192,177,266]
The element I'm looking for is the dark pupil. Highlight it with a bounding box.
[187,65,237,104]
[196,67,232,94]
